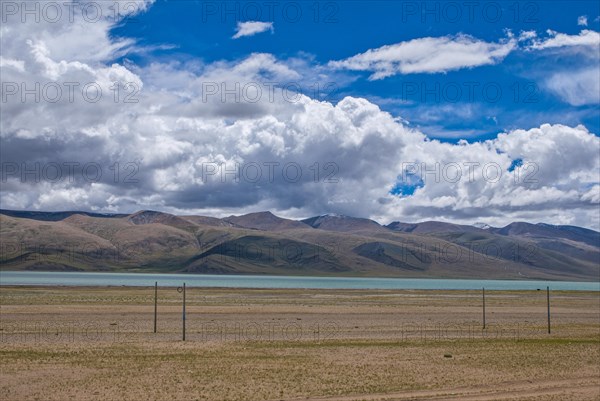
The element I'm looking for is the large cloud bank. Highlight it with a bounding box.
[1,1,598,229]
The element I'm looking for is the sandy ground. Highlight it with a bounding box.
[0,286,599,400]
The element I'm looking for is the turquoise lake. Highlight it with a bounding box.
[1,271,598,291]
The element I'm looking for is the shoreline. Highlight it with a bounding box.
[1,284,600,295]
[2,271,599,291]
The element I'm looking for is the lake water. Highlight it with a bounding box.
[0,271,598,291]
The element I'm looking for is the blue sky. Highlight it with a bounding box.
[1,0,599,228]
[113,0,600,141]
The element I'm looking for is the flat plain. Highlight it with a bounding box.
[1,286,599,400]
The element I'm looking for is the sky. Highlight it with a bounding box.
[1,0,599,229]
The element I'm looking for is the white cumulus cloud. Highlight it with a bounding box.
[232,21,274,39]
[328,34,516,79]
[528,29,600,49]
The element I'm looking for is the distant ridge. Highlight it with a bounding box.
[224,211,310,231]
[0,209,127,221]
[1,208,598,238]
[491,222,600,248]
[387,221,485,234]
[302,214,384,232]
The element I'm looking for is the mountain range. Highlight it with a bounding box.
[1,209,598,281]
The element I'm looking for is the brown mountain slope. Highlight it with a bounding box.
[0,210,598,280]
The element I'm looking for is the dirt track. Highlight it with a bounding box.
[286,377,600,401]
